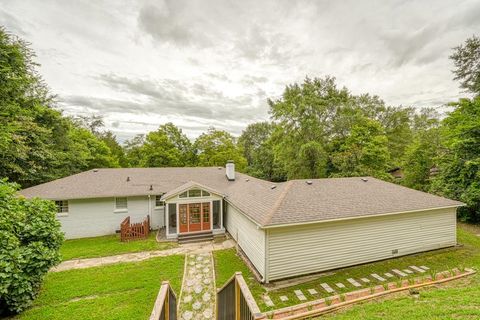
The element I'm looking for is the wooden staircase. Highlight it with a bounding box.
[177,231,214,244]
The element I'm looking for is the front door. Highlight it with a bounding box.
[178,202,211,233]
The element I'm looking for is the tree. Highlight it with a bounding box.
[431,97,480,221]
[238,122,284,181]
[99,131,129,167]
[450,35,480,95]
[330,117,391,178]
[124,134,145,167]
[135,123,194,167]
[194,128,247,170]
[0,180,63,314]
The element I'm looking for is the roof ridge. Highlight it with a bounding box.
[262,180,294,225]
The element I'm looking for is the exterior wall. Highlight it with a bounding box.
[225,203,266,279]
[266,208,457,281]
[58,196,165,239]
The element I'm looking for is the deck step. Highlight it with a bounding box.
[177,231,214,244]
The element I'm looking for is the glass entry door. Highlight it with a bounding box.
[178,203,211,233]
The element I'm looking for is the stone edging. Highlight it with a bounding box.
[268,268,476,319]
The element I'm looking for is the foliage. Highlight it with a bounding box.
[131,123,195,167]
[60,232,177,261]
[0,180,63,314]
[431,97,480,221]
[194,127,247,170]
[450,35,480,95]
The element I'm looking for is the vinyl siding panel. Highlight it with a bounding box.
[58,196,164,239]
[225,204,266,278]
[267,208,457,281]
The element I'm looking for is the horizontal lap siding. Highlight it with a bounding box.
[60,196,163,239]
[225,204,266,278]
[267,208,457,281]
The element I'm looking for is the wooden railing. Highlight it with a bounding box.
[120,215,150,242]
[217,272,265,320]
[150,281,177,320]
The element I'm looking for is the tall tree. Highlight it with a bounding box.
[135,123,194,167]
[450,35,480,95]
[431,97,480,221]
[194,128,247,170]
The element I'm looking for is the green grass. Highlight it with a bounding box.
[60,232,177,260]
[213,249,266,305]
[15,255,185,320]
[214,224,480,315]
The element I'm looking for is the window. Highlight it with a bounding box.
[188,189,201,197]
[178,189,211,199]
[55,200,69,216]
[155,195,165,207]
[114,197,128,211]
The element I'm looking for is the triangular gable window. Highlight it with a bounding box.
[178,188,211,198]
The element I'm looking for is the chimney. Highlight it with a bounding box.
[226,160,235,181]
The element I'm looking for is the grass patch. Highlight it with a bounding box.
[60,232,177,260]
[215,224,480,314]
[15,255,184,320]
[213,249,266,305]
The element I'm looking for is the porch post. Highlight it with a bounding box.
[165,202,169,237]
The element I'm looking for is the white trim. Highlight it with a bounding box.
[113,196,128,212]
[262,205,463,229]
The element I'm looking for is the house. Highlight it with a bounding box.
[20,161,463,283]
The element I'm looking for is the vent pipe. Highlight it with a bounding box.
[226,160,235,181]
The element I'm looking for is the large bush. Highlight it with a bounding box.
[0,180,63,315]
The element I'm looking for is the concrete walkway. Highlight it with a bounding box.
[53,239,235,272]
[178,253,216,320]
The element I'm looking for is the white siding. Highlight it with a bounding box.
[267,208,457,281]
[225,204,266,278]
[58,196,164,239]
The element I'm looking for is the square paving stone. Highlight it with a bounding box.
[360,278,370,283]
[384,272,394,278]
[320,283,335,293]
[392,269,407,277]
[371,273,386,281]
[280,295,289,302]
[420,266,430,270]
[347,278,362,287]
[403,269,414,274]
[409,265,426,273]
[336,283,345,289]
[263,295,274,307]
[308,289,318,295]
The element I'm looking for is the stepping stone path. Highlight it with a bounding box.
[360,278,370,283]
[308,289,318,295]
[410,265,426,273]
[392,269,408,277]
[347,278,362,287]
[320,283,335,293]
[371,273,386,281]
[403,269,414,274]
[280,295,289,302]
[420,266,430,270]
[179,253,216,320]
[294,290,307,301]
[263,295,275,307]
[384,272,394,278]
[336,282,346,289]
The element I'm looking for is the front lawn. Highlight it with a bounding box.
[15,255,185,320]
[214,224,480,313]
[60,232,177,260]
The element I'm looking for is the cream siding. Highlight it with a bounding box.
[267,208,457,281]
[225,203,266,278]
[57,196,164,239]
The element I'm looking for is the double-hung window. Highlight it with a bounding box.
[55,200,69,217]
[114,197,128,212]
[155,195,165,208]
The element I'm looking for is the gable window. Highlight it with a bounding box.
[178,189,212,199]
[114,197,128,212]
[155,195,165,208]
[55,200,69,216]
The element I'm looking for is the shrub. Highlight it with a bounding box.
[0,180,64,315]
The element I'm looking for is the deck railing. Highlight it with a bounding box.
[150,281,177,320]
[120,215,150,241]
[217,272,265,320]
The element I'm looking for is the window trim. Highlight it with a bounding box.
[114,197,128,213]
[177,188,212,199]
[55,200,69,217]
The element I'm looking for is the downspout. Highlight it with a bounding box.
[147,195,151,227]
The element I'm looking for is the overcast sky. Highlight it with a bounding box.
[2,0,479,142]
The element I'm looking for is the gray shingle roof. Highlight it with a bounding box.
[20,168,463,227]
